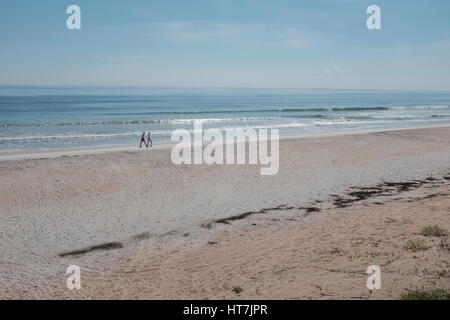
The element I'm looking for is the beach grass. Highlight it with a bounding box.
[404,239,429,252]
[439,238,450,252]
[421,225,448,237]
[400,289,450,300]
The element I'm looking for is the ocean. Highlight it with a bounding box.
[1,86,450,152]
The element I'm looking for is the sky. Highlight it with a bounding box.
[0,0,450,90]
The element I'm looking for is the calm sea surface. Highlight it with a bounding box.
[1,86,450,151]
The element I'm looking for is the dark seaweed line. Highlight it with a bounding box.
[58,173,450,257]
[332,175,449,208]
[204,173,450,228]
[215,204,295,224]
[58,242,124,257]
[202,204,321,228]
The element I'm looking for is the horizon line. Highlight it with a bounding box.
[1,85,449,93]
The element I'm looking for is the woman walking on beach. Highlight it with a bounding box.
[147,131,152,147]
[139,132,148,148]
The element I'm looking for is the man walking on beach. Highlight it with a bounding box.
[139,132,148,148]
[147,131,152,147]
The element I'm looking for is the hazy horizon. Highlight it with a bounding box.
[1,0,450,90]
[1,85,450,93]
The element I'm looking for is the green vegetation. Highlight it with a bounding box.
[400,289,450,300]
[404,239,429,252]
[439,238,450,252]
[421,225,448,237]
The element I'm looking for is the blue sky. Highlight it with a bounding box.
[1,0,450,90]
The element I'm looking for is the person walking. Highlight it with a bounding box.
[147,131,152,147]
[139,132,148,148]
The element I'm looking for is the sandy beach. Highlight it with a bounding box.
[1,126,450,299]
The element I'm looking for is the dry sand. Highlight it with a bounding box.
[1,126,450,299]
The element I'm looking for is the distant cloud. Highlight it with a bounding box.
[282,35,313,48]
[325,62,341,78]
[150,21,193,29]
[394,39,450,52]
[140,20,320,49]
[275,28,317,48]
[142,21,243,42]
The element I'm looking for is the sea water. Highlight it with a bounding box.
[1,86,450,152]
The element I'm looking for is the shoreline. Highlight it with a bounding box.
[1,123,450,162]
